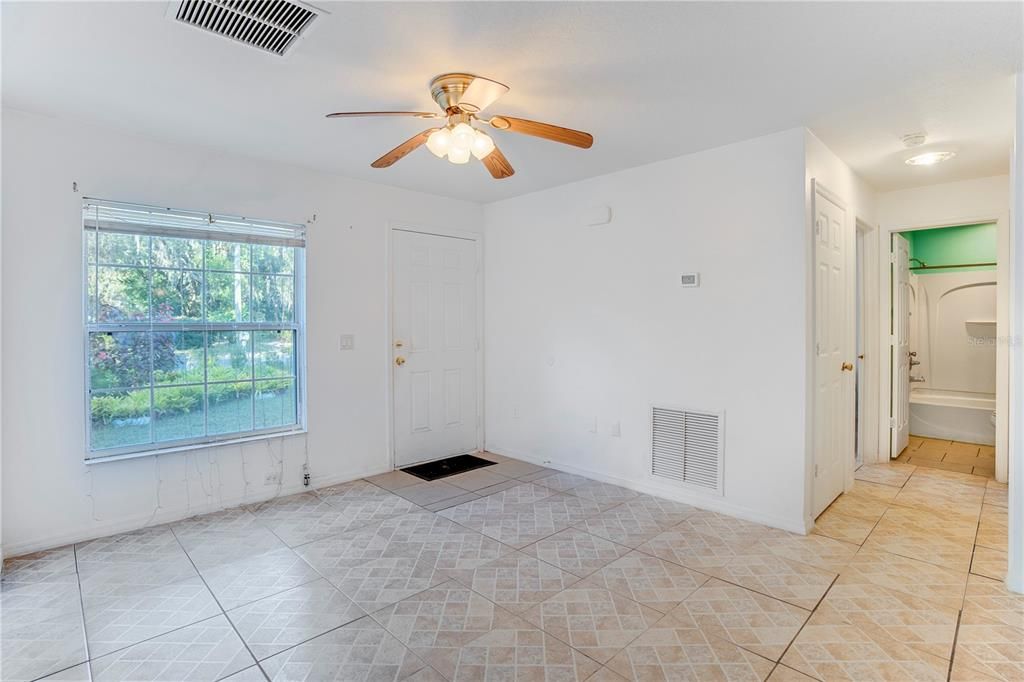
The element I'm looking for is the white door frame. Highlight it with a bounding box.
[855,218,880,465]
[385,222,484,470]
[877,213,1010,481]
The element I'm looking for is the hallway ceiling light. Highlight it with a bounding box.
[905,151,957,166]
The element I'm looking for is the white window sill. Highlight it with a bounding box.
[85,428,308,464]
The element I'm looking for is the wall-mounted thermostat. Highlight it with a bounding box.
[680,273,700,287]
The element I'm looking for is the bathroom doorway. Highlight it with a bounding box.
[887,221,1001,478]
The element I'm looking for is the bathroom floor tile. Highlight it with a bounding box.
[582,552,709,613]
[673,578,810,661]
[520,528,633,577]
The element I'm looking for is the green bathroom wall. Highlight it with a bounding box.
[905,222,997,274]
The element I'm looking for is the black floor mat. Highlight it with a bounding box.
[402,454,497,482]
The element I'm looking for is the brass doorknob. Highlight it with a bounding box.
[841,362,854,372]
[395,356,406,366]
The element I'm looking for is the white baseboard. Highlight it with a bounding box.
[486,444,811,535]
[0,466,392,559]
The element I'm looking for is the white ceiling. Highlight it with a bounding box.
[3,2,1021,202]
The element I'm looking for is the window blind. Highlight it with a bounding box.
[83,199,306,248]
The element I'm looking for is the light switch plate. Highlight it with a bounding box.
[680,273,700,287]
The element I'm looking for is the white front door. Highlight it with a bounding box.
[392,228,480,467]
[890,233,912,458]
[813,181,853,517]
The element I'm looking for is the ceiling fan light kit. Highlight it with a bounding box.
[325,72,594,179]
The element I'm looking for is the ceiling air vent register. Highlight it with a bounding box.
[651,406,724,494]
[173,0,319,57]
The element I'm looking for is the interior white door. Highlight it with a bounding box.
[392,229,479,466]
[813,182,852,518]
[890,233,911,457]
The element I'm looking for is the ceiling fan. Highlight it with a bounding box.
[325,73,594,179]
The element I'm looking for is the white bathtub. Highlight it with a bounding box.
[909,388,995,445]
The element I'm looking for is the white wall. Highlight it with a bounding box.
[877,175,1011,480]
[483,128,811,532]
[0,109,482,556]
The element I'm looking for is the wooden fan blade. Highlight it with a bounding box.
[481,143,514,179]
[326,111,440,119]
[488,116,593,148]
[459,77,509,113]
[371,128,437,168]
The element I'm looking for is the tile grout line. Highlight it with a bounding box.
[169,523,265,676]
[946,609,964,682]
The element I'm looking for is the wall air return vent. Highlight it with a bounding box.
[173,0,319,57]
[651,406,724,494]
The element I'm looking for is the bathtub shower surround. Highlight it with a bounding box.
[908,270,997,445]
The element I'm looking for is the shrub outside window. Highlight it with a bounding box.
[84,200,306,460]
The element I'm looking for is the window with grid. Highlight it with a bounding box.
[84,199,306,459]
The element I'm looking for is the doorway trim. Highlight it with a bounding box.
[879,212,1010,482]
[855,218,880,465]
[385,221,485,471]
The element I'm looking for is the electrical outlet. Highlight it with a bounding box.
[339,334,355,351]
[264,471,282,485]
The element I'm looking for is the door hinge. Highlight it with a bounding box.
[889,417,897,428]
[814,464,819,478]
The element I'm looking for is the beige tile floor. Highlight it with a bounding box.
[895,436,997,478]
[1,454,1020,681]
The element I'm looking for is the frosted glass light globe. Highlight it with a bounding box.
[447,145,472,164]
[451,123,476,153]
[471,130,495,159]
[425,128,452,158]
